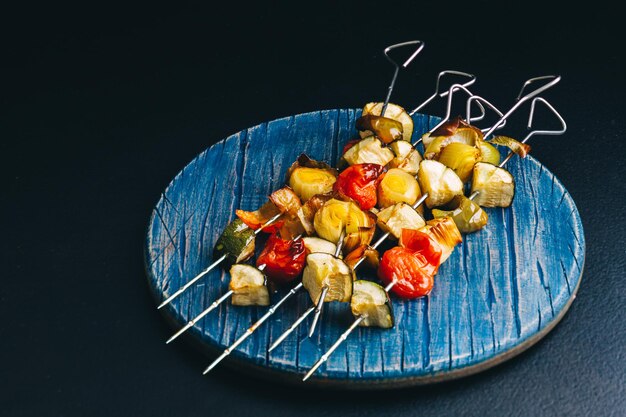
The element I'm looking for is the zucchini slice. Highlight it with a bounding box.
[417,160,464,208]
[351,280,394,328]
[388,139,422,175]
[470,162,515,207]
[302,237,337,255]
[376,203,426,240]
[341,136,394,167]
[214,218,256,264]
[302,253,353,303]
[229,264,270,306]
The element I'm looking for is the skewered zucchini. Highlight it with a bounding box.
[376,203,426,240]
[302,253,353,303]
[388,139,421,175]
[360,102,414,142]
[351,280,394,328]
[229,264,270,306]
[341,136,394,167]
[417,160,464,208]
[432,195,489,233]
[302,237,337,255]
[214,218,256,264]
[377,168,421,208]
[471,162,515,207]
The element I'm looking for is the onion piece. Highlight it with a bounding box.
[487,136,531,158]
[360,102,414,142]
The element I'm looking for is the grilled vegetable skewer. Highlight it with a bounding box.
[302,92,566,382]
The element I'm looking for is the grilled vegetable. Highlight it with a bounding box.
[302,253,353,303]
[388,139,421,175]
[471,162,515,207]
[288,168,337,202]
[351,280,394,328]
[333,163,385,210]
[214,218,256,264]
[432,195,489,233]
[376,203,425,240]
[378,231,441,299]
[341,136,394,167]
[302,237,337,255]
[344,244,379,270]
[478,141,500,165]
[256,234,306,285]
[297,193,333,235]
[405,217,462,263]
[269,187,302,217]
[355,114,403,144]
[422,116,482,158]
[313,198,373,246]
[488,136,531,158]
[229,264,270,306]
[436,142,481,183]
[360,102,414,142]
[417,160,464,208]
[377,168,421,208]
[236,201,282,233]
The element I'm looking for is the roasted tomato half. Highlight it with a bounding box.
[378,229,442,299]
[333,163,385,210]
[256,234,307,285]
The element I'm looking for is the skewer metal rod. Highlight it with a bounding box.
[269,305,315,352]
[381,40,425,116]
[203,281,304,374]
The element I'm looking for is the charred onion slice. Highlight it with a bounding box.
[377,168,422,209]
[351,280,394,328]
[360,102,414,142]
[432,195,489,233]
[417,160,464,208]
[313,198,373,246]
[344,244,379,270]
[297,193,333,235]
[229,264,270,306]
[333,163,385,210]
[436,142,481,183]
[355,114,404,144]
[488,136,531,158]
[341,136,394,167]
[388,139,421,175]
[269,187,302,218]
[376,203,426,240]
[214,218,256,264]
[302,253,353,303]
[256,234,306,285]
[471,162,515,207]
[479,141,501,165]
[423,117,483,160]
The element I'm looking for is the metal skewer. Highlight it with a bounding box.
[157,212,283,309]
[302,91,567,382]
[307,229,345,337]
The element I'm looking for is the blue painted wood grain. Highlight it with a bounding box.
[145,109,585,387]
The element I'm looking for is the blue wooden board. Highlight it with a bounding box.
[145,109,585,388]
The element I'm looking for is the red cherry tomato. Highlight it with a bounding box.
[378,230,442,299]
[333,163,385,210]
[256,234,306,284]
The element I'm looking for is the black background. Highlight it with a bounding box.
[3,2,625,416]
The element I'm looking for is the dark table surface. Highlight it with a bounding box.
[3,2,625,416]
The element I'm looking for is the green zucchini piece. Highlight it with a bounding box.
[302,237,337,255]
[302,253,353,303]
[351,280,394,328]
[214,218,255,264]
[229,264,270,306]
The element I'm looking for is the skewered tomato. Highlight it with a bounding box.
[256,234,307,285]
[378,230,442,299]
[333,163,385,210]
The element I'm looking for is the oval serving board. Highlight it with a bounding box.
[145,109,585,389]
